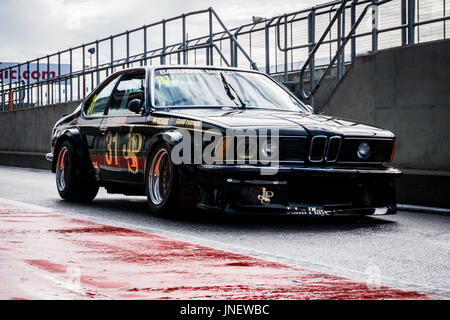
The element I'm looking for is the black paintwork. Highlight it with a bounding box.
[47,66,401,216]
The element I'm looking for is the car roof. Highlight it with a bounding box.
[112,65,264,76]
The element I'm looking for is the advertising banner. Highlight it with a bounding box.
[0,62,71,85]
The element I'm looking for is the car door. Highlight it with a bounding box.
[98,69,147,184]
[77,73,121,174]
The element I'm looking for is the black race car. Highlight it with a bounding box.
[46,66,401,217]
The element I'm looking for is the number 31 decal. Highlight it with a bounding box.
[105,131,119,166]
[105,127,143,174]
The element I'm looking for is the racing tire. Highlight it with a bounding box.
[145,142,180,217]
[55,140,99,202]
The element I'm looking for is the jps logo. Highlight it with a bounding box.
[123,127,143,174]
[258,187,274,205]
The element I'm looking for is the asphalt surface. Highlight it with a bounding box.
[0,165,449,298]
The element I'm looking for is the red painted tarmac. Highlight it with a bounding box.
[0,201,433,300]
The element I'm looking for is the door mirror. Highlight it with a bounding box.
[304,104,314,113]
[128,99,142,113]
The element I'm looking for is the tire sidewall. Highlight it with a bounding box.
[145,142,179,216]
[56,141,78,199]
[55,140,99,202]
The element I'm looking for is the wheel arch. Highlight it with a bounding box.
[144,130,185,170]
[51,128,89,173]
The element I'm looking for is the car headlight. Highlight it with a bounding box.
[357,142,371,160]
[213,137,230,161]
[389,140,396,162]
[260,140,278,159]
[236,138,257,160]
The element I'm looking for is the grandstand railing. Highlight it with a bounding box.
[1,0,449,111]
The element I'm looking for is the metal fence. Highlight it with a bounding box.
[1,0,449,111]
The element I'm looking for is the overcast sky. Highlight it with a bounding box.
[0,0,322,63]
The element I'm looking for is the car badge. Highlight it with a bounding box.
[258,187,274,205]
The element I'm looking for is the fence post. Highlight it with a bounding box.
[265,21,270,74]
[337,8,343,80]
[1,76,4,112]
[82,45,86,99]
[401,0,407,45]
[9,67,12,110]
[58,53,61,104]
[408,0,415,44]
[126,31,130,68]
[27,61,30,107]
[47,55,50,105]
[1,67,3,111]
[96,40,99,85]
[351,0,357,60]
[37,59,40,106]
[341,4,346,77]
[372,0,379,52]
[18,64,22,109]
[230,37,235,67]
[284,14,288,82]
[161,20,166,65]
[143,27,148,66]
[208,9,214,65]
[231,29,240,68]
[69,49,73,101]
[182,15,187,65]
[308,8,316,108]
[110,36,114,74]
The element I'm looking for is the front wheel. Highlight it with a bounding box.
[145,143,179,216]
[55,141,99,202]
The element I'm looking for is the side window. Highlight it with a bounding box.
[108,72,145,115]
[85,76,120,116]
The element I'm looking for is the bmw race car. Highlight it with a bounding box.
[46,66,401,217]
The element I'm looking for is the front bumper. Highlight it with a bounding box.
[45,152,54,162]
[195,164,401,216]
[197,164,402,177]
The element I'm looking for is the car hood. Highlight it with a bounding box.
[160,108,394,138]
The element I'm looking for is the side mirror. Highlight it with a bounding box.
[128,99,142,113]
[304,104,314,113]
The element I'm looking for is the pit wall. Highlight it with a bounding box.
[0,101,81,169]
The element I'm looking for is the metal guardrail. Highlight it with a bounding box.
[1,0,449,111]
[0,8,258,112]
[274,0,450,107]
[297,0,392,102]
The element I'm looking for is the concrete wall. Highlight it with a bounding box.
[319,39,450,171]
[273,68,339,110]
[0,101,81,169]
[319,39,450,207]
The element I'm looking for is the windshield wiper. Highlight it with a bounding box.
[220,73,246,110]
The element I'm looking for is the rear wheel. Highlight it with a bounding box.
[145,143,179,216]
[55,141,99,202]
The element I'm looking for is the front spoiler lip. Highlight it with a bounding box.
[198,203,395,216]
[197,164,402,177]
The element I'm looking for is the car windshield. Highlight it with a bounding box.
[153,68,306,112]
